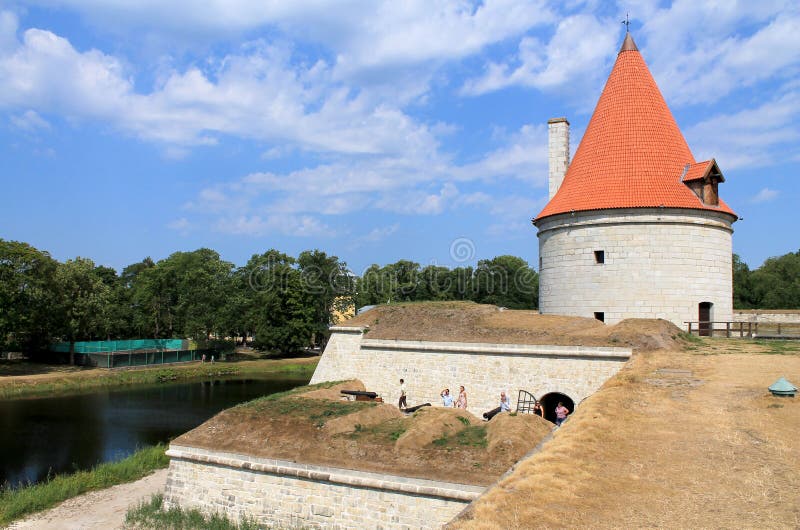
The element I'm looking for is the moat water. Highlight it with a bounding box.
[0,376,307,488]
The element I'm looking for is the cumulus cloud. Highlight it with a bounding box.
[214,214,331,237]
[686,89,800,169]
[175,118,548,236]
[35,1,554,70]
[750,188,779,204]
[10,109,50,132]
[461,14,618,96]
[643,2,800,105]
[360,224,399,243]
[0,23,441,156]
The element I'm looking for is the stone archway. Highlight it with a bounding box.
[539,392,575,424]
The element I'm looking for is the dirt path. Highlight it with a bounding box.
[8,469,168,530]
[451,339,800,529]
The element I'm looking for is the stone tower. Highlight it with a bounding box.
[533,32,737,329]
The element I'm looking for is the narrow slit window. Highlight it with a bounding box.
[594,312,605,322]
[594,250,605,264]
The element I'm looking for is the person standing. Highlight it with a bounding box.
[500,391,511,412]
[440,388,454,407]
[532,400,544,418]
[555,401,570,426]
[398,379,407,410]
[456,385,467,410]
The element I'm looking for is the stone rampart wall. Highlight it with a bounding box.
[310,328,631,413]
[164,445,482,529]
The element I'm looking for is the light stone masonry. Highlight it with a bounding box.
[548,118,570,200]
[311,329,631,413]
[733,310,800,324]
[164,445,483,529]
[537,207,734,327]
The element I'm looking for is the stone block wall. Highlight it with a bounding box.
[164,445,482,529]
[537,208,735,327]
[733,310,800,324]
[311,329,630,413]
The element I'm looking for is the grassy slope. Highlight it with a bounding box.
[0,358,318,400]
[0,445,168,527]
[450,338,800,529]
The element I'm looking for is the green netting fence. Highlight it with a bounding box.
[50,339,190,353]
[46,339,226,368]
[81,349,221,368]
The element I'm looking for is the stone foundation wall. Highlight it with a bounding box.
[733,310,800,324]
[310,327,631,413]
[164,445,482,529]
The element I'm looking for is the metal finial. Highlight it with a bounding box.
[622,13,631,32]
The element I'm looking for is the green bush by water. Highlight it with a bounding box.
[0,444,169,526]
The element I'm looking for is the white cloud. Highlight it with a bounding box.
[456,124,548,184]
[167,217,191,235]
[36,1,554,71]
[643,2,800,105]
[0,23,441,157]
[461,14,617,96]
[214,214,331,237]
[10,109,50,131]
[0,10,18,52]
[750,188,779,204]
[686,89,800,169]
[360,224,399,243]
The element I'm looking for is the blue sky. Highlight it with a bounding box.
[1,1,798,275]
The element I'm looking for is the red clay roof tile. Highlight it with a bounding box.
[536,34,736,220]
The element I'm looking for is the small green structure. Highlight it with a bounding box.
[49,339,222,368]
[768,377,797,397]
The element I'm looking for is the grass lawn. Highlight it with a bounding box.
[0,445,168,527]
[0,357,319,400]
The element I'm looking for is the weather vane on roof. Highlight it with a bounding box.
[622,13,631,32]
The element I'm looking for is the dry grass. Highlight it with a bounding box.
[175,380,554,485]
[450,340,800,529]
[347,301,686,351]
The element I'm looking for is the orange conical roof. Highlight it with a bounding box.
[537,33,736,220]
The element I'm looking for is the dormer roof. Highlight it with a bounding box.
[536,33,736,221]
[683,159,724,183]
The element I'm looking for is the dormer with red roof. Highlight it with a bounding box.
[533,31,737,331]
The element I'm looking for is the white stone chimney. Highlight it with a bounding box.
[548,117,570,200]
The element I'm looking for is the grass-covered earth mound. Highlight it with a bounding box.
[346,301,686,351]
[173,380,553,486]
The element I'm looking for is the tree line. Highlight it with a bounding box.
[0,239,538,355]
[4,238,795,356]
[733,251,800,309]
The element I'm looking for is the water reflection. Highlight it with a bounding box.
[0,377,305,488]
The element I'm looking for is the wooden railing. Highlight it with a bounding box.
[685,321,800,338]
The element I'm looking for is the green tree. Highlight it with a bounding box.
[732,254,755,309]
[0,240,59,351]
[245,250,315,354]
[54,258,112,363]
[298,250,353,347]
[750,250,800,309]
[416,265,454,301]
[473,255,538,309]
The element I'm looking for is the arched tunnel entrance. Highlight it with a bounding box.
[539,392,575,424]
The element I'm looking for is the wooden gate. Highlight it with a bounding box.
[516,389,538,414]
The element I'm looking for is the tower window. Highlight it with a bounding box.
[594,312,605,322]
[594,250,605,264]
